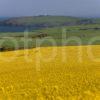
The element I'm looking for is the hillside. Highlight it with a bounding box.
[0,16,100,32]
[1,16,97,27]
[0,16,100,51]
[0,16,81,26]
[0,16,80,32]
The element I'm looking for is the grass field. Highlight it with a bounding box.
[0,45,100,99]
[0,24,100,51]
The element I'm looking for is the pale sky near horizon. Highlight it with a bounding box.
[0,0,100,17]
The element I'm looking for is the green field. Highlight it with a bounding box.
[0,24,100,51]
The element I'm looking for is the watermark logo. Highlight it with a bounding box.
[0,28,100,71]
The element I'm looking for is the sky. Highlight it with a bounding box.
[0,0,100,17]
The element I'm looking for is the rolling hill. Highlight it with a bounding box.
[0,16,99,32]
[0,16,100,51]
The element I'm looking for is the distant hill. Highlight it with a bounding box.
[0,16,100,32]
[1,16,98,26]
[0,16,81,26]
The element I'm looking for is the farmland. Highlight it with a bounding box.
[0,16,100,99]
[0,24,100,51]
[0,16,100,51]
[0,45,100,99]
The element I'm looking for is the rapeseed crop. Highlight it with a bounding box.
[0,45,99,100]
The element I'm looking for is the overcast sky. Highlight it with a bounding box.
[0,0,100,17]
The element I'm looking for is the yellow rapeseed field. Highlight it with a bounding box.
[0,45,100,100]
